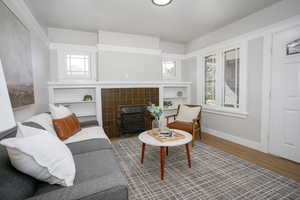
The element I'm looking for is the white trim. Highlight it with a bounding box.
[203,106,248,119]
[2,0,49,45]
[49,43,98,52]
[260,33,273,153]
[97,44,162,55]
[161,53,185,60]
[203,127,264,152]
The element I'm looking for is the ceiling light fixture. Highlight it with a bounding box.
[152,0,173,6]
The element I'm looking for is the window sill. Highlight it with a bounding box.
[202,105,248,119]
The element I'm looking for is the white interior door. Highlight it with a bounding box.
[269,26,300,163]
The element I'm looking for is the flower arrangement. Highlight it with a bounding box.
[147,104,163,120]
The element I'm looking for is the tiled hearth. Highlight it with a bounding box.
[101,88,159,138]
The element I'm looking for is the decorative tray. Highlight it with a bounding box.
[147,129,185,142]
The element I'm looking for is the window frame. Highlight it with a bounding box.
[203,52,218,105]
[200,41,248,118]
[57,49,97,81]
[162,57,181,81]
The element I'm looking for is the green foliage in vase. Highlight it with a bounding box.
[147,104,163,120]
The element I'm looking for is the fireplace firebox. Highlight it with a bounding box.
[117,105,150,136]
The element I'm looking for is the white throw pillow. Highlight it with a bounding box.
[16,122,46,137]
[176,105,201,123]
[49,104,72,119]
[0,126,76,187]
[25,113,57,137]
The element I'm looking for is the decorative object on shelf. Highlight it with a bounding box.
[83,95,93,101]
[163,101,173,108]
[147,104,163,129]
[177,91,183,97]
[287,38,300,55]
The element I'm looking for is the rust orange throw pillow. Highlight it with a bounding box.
[53,114,81,140]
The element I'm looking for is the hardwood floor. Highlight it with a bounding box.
[111,132,300,182]
[201,132,300,182]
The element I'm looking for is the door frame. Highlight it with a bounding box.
[260,19,300,154]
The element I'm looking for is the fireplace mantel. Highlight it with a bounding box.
[48,81,192,87]
[48,81,192,132]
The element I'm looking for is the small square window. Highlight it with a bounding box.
[162,61,176,80]
[65,54,89,76]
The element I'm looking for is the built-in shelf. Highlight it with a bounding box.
[163,96,187,99]
[54,101,96,104]
[49,81,192,126]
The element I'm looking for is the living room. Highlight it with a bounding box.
[0,0,300,199]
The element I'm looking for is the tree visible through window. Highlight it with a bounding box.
[204,55,216,105]
[224,48,240,108]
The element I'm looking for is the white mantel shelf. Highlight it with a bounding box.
[48,81,192,87]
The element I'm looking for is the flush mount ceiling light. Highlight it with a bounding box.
[152,0,173,6]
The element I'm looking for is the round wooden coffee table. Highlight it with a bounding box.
[138,129,192,180]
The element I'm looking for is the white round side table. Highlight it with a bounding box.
[138,129,192,180]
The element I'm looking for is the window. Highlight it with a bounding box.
[223,48,240,108]
[65,54,90,76]
[204,55,217,105]
[201,43,246,117]
[57,48,96,81]
[162,60,176,80]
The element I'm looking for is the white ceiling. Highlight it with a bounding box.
[25,0,282,43]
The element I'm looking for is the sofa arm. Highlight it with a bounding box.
[80,120,99,128]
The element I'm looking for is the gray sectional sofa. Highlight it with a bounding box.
[0,119,128,200]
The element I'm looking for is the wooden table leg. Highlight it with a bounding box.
[166,147,169,156]
[185,143,191,168]
[141,143,146,164]
[160,147,165,180]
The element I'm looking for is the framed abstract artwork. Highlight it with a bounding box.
[0,1,34,109]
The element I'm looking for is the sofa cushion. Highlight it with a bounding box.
[0,127,38,200]
[63,126,109,144]
[26,113,57,137]
[1,130,76,187]
[176,105,201,123]
[66,138,112,155]
[53,114,81,140]
[29,150,128,200]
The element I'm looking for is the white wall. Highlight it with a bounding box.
[202,38,263,142]
[99,51,162,81]
[49,28,185,82]
[48,28,98,45]
[99,30,160,49]
[0,0,50,122]
[14,34,50,122]
[182,57,197,104]
[187,0,300,52]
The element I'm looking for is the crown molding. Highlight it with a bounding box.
[49,43,98,52]
[2,0,49,45]
[97,44,162,55]
[161,53,185,60]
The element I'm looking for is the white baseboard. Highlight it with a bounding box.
[202,127,265,153]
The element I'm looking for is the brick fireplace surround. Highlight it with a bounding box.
[101,88,159,138]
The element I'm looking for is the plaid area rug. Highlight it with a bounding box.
[112,138,300,200]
